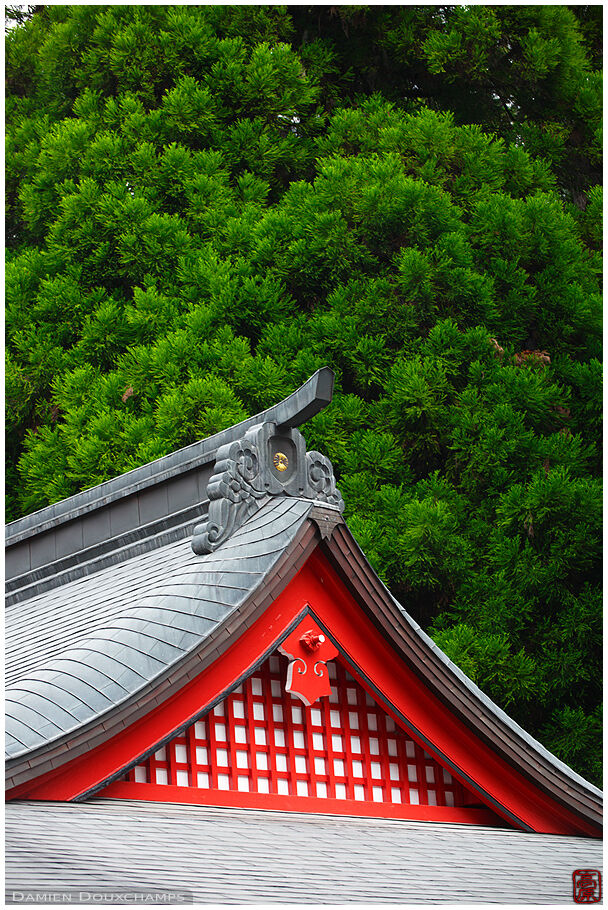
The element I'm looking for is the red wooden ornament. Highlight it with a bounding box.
[279,617,338,706]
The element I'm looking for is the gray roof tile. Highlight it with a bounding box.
[6,498,313,760]
[5,799,603,904]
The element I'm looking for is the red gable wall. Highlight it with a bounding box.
[104,651,500,825]
[10,548,599,837]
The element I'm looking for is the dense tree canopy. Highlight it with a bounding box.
[5,5,602,785]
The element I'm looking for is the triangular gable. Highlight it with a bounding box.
[102,650,501,826]
[14,542,599,837]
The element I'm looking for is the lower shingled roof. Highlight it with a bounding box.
[5,799,602,904]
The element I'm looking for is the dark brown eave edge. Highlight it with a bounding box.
[6,368,334,547]
[321,523,602,834]
[5,520,321,794]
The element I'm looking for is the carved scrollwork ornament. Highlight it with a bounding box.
[306,451,344,511]
[192,422,344,555]
[192,439,266,554]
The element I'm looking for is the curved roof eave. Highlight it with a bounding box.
[6,498,319,783]
[6,498,601,834]
[320,522,602,830]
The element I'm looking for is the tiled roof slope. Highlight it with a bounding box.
[6,497,313,760]
[6,799,602,904]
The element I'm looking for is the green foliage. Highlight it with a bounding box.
[292,5,602,206]
[541,704,602,788]
[432,623,543,708]
[5,6,602,787]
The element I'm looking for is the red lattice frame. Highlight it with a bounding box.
[119,653,475,812]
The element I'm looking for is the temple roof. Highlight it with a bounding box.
[5,367,334,574]
[5,370,602,837]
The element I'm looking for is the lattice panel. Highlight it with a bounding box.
[121,653,472,808]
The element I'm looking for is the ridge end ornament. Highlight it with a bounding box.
[192,419,344,555]
[278,618,338,706]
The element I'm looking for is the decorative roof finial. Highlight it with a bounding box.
[192,420,344,554]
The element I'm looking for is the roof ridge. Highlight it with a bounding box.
[6,368,334,546]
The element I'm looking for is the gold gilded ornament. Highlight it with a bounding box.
[273,452,289,472]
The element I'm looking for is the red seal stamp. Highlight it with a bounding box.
[573,870,601,903]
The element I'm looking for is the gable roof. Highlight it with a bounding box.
[5,370,602,838]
